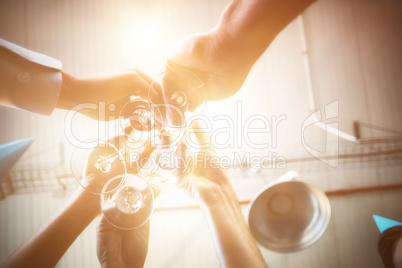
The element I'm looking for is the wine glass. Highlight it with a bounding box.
[148,69,207,128]
[138,132,194,189]
[119,97,163,148]
[71,139,127,195]
[101,174,154,229]
[71,97,164,195]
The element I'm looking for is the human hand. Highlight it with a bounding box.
[95,135,158,268]
[185,122,239,208]
[77,132,146,196]
[166,30,254,104]
[184,122,267,268]
[57,68,154,121]
[167,0,315,107]
[96,214,150,268]
[80,143,125,195]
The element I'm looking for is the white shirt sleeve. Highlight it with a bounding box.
[0,38,62,115]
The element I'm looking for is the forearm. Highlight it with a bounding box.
[211,0,315,65]
[56,69,151,111]
[2,188,99,268]
[199,190,267,268]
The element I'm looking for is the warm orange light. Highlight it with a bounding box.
[128,19,162,49]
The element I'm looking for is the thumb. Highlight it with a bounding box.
[166,32,207,69]
[191,120,211,147]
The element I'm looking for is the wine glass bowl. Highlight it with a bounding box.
[139,133,194,189]
[70,140,126,195]
[70,69,205,230]
[101,174,154,229]
[119,98,163,146]
[148,69,206,128]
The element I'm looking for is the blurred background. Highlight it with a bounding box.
[0,0,401,267]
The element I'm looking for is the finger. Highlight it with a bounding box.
[140,139,156,159]
[135,139,156,171]
[97,214,115,233]
[191,120,211,145]
[185,174,209,200]
[166,32,204,68]
[152,186,161,199]
[132,69,154,85]
[89,69,151,101]
[80,96,130,121]
[187,86,206,112]
[129,73,152,99]
[148,81,167,124]
[133,69,161,104]
[106,96,131,119]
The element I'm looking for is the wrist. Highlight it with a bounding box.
[57,71,79,110]
[71,187,101,216]
[200,188,267,268]
[212,0,267,64]
[196,183,242,221]
[199,188,267,268]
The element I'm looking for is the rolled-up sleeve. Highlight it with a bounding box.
[0,38,62,115]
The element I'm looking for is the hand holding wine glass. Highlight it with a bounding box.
[100,174,155,230]
[71,96,164,196]
[119,97,163,146]
[138,132,194,190]
[184,122,238,207]
[96,214,150,268]
[166,31,253,102]
[71,135,157,230]
[57,68,154,121]
[184,121,267,268]
[148,69,207,128]
[71,139,127,195]
[166,0,314,104]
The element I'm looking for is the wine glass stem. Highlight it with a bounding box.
[107,147,127,162]
[95,148,127,173]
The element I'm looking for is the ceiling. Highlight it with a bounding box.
[0,0,401,194]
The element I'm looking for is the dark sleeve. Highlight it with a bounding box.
[378,226,402,268]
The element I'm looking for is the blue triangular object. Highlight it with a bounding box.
[0,137,35,180]
[373,215,402,233]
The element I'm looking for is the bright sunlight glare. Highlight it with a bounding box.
[129,19,162,49]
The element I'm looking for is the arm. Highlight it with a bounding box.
[1,136,128,267]
[57,68,154,121]
[187,124,267,267]
[96,215,150,268]
[1,187,99,268]
[0,38,153,119]
[95,141,160,268]
[212,0,316,67]
[194,174,267,268]
[168,0,315,101]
